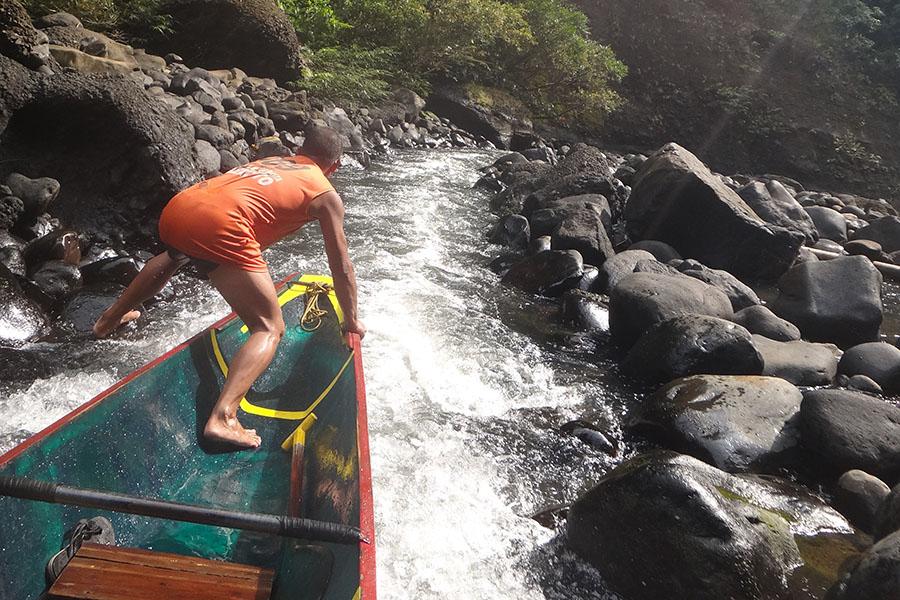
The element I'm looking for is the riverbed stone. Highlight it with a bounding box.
[550,205,614,266]
[737,180,818,244]
[501,249,583,296]
[675,260,761,311]
[751,335,839,386]
[625,143,802,279]
[628,239,681,262]
[609,272,733,347]
[560,289,609,332]
[848,374,883,394]
[4,173,59,221]
[623,316,763,383]
[597,249,656,292]
[828,530,900,600]
[800,389,900,482]
[638,376,802,471]
[876,484,900,540]
[30,259,81,299]
[733,305,801,341]
[0,263,45,345]
[805,206,848,242]
[838,342,900,393]
[834,470,891,533]
[851,215,900,253]
[489,214,530,252]
[844,239,887,262]
[772,256,882,347]
[567,451,802,600]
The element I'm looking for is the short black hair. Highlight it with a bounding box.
[301,126,343,166]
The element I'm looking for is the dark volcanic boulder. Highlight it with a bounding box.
[676,260,761,311]
[625,143,802,279]
[609,272,733,347]
[150,0,302,83]
[501,250,583,296]
[426,87,524,149]
[828,530,900,600]
[771,256,882,347]
[560,289,609,331]
[876,484,900,541]
[0,262,45,345]
[800,389,900,482]
[638,376,802,471]
[737,180,818,244]
[622,315,763,383]
[838,342,900,394]
[733,305,801,341]
[628,239,681,262]
[549,205,614,266]
[0,0,50,70]
[598,249,657,292]
[567,452,803,600]
[488,214,530,252]
[834,470,891,533]
[805,205,848,243]
[0,70,199,233]
[852,215,900,253]
[751,335,840,386]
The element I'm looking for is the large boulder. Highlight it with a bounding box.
[805,205,848,243]
[549,204,614,266]
[733,305,801,341]
[751,335,840,386]
[637,375,802,471]
[828,530,900,600]
[0,0,50,70]
[737,180,818,244]
[834,470,891,533]
[0,70,200,233]
[609,272,733,347]
[838,342,900,394]
[426,86,526,149]
[800,389,900,482]
[675,259,761,311]
[598,249,657,292]
[625,143,802,279]
[771,256,882,347]
[568,452,826,600]
[851,215,900,253]
[149,0,303,83]
[501,249,583,296]
[622,315,763,383]
[0,262,46,345]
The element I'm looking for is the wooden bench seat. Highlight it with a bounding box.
[48,543,274,600]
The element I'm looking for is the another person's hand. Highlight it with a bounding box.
[344,318,366,343]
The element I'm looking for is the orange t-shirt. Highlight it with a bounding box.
[159,155,335,272]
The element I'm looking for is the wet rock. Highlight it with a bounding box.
[828,530,900,600]
[529,195,610,236]
[501,249,583,296]
[560,289,609,332]
[627,239,681,263]
[733,305,801,341]
[851,215,900,253]
[805,206,848,243]
[772,256,882,347]
[567,451,804,600]
[737,180,818,244]
[550,205,615,266]
[751,335,840,386]
[675,260,761,311]
[638,376,802,471]
[488,214,530,252]
[61,283,124,333]
[834,470,890,533]
[598,249,657,292]
[490,152,527,171]
[0,230,25,276]
[0,262,46,345]
[623,316,763,383]
[22,229,81,267]
[30,259,81,299]
[80,256,141,286]
[837,342,900,394]
[561,420,617,455]
[800,389,900,481]
[0,346,51,380]
[4,173,59,220]
[148,0,303,83]
[609,272,733,347]
[625,143,802,279]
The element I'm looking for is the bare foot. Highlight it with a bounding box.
[204,414,261,449]
[93,309,141,338]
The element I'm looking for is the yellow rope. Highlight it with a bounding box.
[300,282,332,332]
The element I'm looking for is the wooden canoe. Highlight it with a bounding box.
[0,274,376,600]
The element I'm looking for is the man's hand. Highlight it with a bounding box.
[343,318,366,344]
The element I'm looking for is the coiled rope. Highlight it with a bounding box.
[300,282,332,331]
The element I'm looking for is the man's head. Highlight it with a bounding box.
[301,126,343,176]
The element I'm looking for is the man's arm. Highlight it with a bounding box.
[308,191,365,339]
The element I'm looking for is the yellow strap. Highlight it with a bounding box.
[209,328,355,421]
[281,413,318,450]
[352,587,361,600]
[241,274,344,334]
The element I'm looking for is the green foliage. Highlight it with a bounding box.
[23,0,170,35]
[295,45,396,102]
[281,0,625,125]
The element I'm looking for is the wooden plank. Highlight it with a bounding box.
[77,544,272,581]
[48,544,274,600]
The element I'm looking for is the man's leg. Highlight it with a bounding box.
[93,252,185,338]
[203,265,285,449]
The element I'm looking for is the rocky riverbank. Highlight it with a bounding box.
[0,1,499,377]
[481,140,900,598]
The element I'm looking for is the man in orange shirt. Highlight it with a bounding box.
[93,126,365,449]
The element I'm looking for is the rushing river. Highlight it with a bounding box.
[0,149,636,598]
